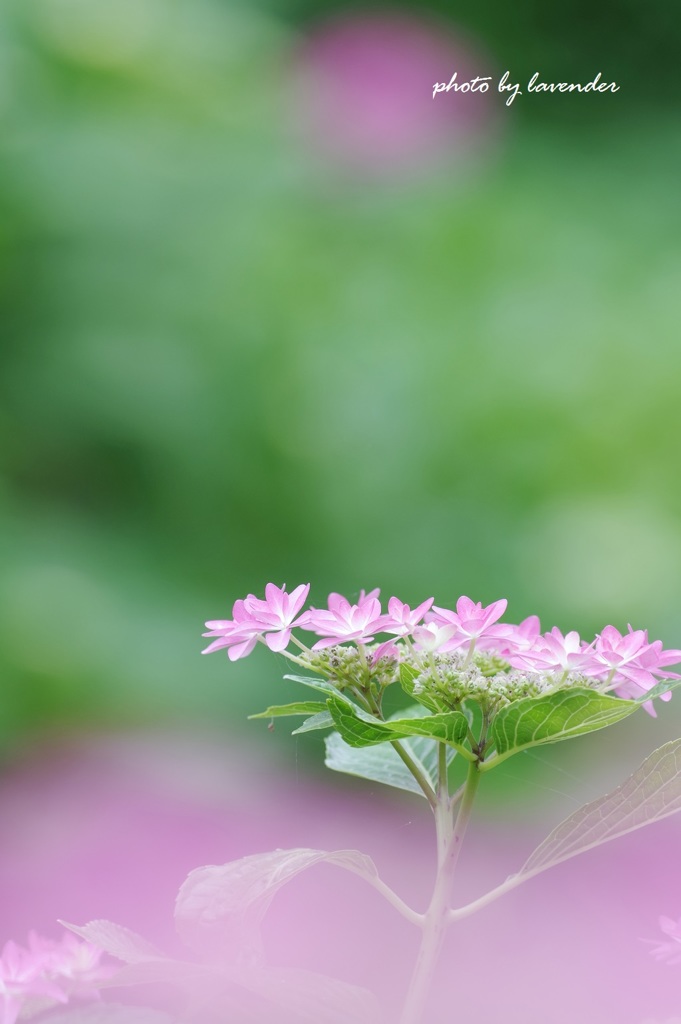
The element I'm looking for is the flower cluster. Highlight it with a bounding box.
[646,916,681,966]
[0,932,111,1024]
[203,586,681,715]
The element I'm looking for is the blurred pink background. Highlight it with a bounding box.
[2,730,680,1022]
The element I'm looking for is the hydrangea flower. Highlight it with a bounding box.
[303,590,385,649]
[202,584,310,659]
[0,940,66,1024]
[202,584,681,717]
[379,597,434,637]
[509,628,601,676]
[645,915,681,965]
[498,614,541,659]
[412,621,458,654]
[594,626,681,711]
[0,933,110,1024]
[427,596,511,653]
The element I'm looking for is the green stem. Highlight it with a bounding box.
[359,686,438,810]
[267,643,311,670]
[290,634,314,656]
[462,638,477,669]
[400,760,481,1024]
[390,739,438,810]
[436,741,449,861]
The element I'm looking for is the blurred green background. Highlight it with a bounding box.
[1,0,680,789]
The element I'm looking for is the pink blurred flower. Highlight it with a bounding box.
[29,931,111,992]
[646,916,681,965]
[0,932,109,1024]
[0,940,64,1024]
[291,11,496,178]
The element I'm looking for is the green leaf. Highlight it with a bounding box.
[326,696,472,757]
[292,710,334,734]
[249,701,327,720]
[325,707,457,797]
[634,677,681,705]
[283,674,346,699]
[518,737,681,878]
[399,662,445,713]
[484,687,639,770]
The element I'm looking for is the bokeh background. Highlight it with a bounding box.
[1,0,681,1019]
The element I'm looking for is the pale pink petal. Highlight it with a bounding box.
[227,637,258,661]
[265,629,291,652]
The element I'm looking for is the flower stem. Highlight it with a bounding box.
[275,645,313,670]
[390,739,438,810]
[290,634,313,656]
[462,638,477,669]
[400,759,481,1024]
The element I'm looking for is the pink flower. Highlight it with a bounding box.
[510,628,601,676]
[594,626,681,712]
[496,614,541,662]
[369,640,402,664]
[28,932,111,991]
[292,11,496,179]
[202,584,310,659]
[379,596,434,637]
[303,590,385,649]
[412,621,458,654]
[646,915,681,965]
[242,583,311,653]
[594,625,651,672]
[428,596,510,653]
[0,939,67,1024]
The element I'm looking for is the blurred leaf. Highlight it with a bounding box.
[59,919,164,963]
[175,848,378,960]
[234,964,381,1024]
[44,1007,180,1024]
[519,737,681,877]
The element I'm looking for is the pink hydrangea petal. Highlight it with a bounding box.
[265,629,291,653]
[412,597,434,621]
[264,583,285,614]
[227,637,258,661]
[201,637,234,655]
[370,639,400,662]
[312,637,343,650]
[288,583,311,616]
